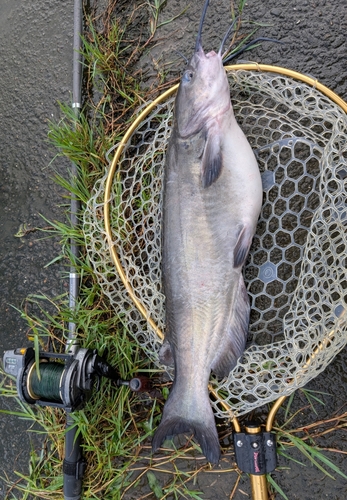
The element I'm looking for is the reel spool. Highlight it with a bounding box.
[84,64,347,419]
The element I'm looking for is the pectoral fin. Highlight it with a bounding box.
[201,129,222,188]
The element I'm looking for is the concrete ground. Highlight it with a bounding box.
[0,1,72,496]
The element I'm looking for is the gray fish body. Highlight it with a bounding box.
[152,45,262,463]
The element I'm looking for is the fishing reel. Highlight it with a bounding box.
[3,347,150,412]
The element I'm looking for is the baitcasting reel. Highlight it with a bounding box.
[3,347,150,412]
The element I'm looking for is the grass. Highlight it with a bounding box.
[263,389,347,499]
[1,1,347,499]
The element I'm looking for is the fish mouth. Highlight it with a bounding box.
[194,45,220,62]
[205,50,218,58]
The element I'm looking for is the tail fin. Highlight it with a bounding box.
[152,387,221,464]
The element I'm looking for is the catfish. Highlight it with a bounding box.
[152,0,263,463]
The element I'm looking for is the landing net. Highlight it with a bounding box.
[83,67,347,418]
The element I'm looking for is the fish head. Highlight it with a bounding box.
[175,44,231,138]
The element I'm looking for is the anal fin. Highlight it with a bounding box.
[211,275,250,378]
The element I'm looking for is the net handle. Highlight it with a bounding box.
[103,64,347,342]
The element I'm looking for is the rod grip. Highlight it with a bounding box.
[63,415,85,500]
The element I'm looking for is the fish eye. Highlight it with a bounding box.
[183,69,194,82]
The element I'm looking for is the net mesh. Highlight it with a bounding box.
[83,70,347,419]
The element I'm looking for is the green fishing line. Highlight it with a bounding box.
[29,363,64,403]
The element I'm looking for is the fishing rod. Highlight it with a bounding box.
[64,0,84,497]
